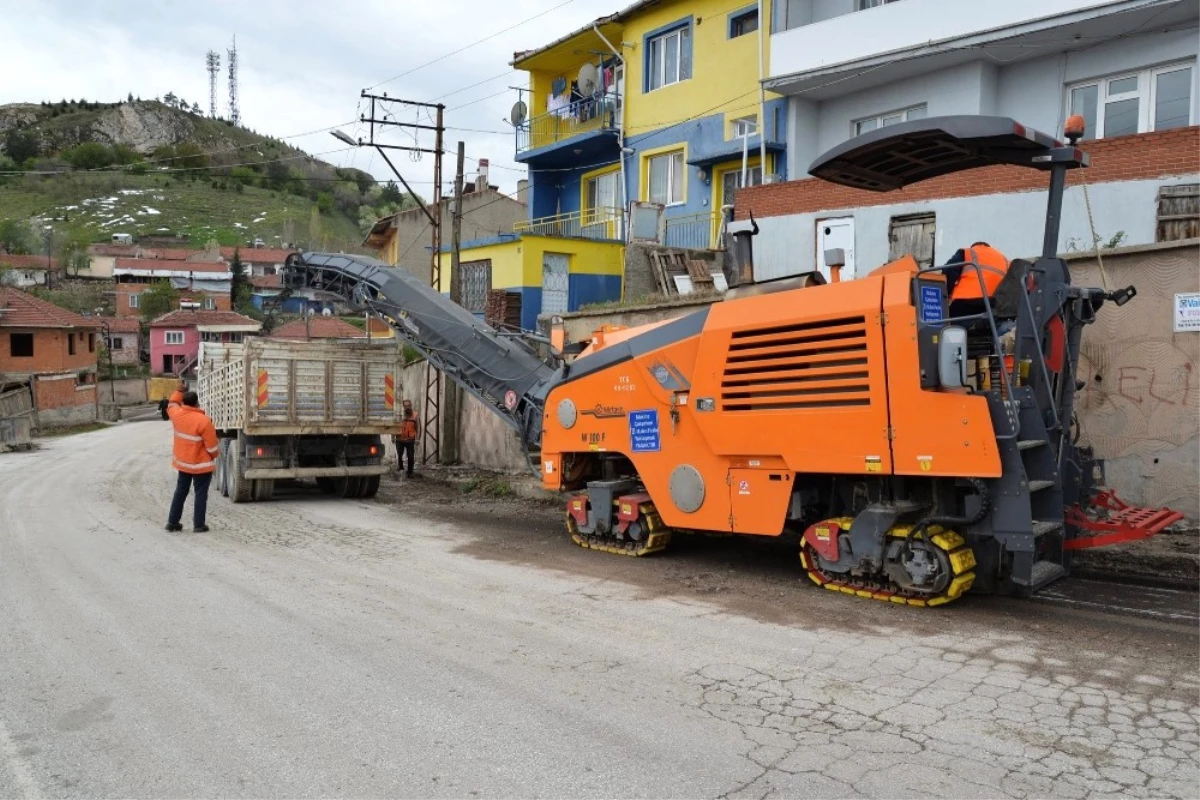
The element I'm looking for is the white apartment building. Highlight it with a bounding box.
[743,0,1199,279]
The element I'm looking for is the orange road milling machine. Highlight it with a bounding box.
[285,115,1183,607]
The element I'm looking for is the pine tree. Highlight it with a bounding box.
[229,247,251,312]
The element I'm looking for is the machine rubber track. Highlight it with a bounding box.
[566,501,672,557]
[801,524,977,607]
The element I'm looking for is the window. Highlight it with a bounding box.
[729,8,758,38]
[721,167,763,208]
[647,151,685,205]
[730,115,758,139]
[165,330,184,345]
[108,337,124,351]
[858,0,901,8]
[9,333,33,358]
[229,333,244,343]
[647,25,690,91]
[128,293,139,308]
[853,104,926,136]
[1068,64,1194,140]
[461,261,493,314]
[203,297,216,310]
[68,333,76,356]
[585,171,619,220]
[88,332,95,352]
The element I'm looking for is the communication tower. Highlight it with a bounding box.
[227,35,240,127]
[205,50,220,118]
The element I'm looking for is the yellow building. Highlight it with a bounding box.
[511,0,785,251]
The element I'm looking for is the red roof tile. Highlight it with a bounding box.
[221,247,294,264]
[270,317,367,340]
[0,254,61,270]
[149,310,261,328]
[87,245,142,257]
[97,316,142,333]
[0,287,99,329]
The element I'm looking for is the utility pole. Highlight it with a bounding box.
[442,141,466,464]
[342,92,446,465]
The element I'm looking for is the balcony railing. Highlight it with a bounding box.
[515,209,621,241]
[663,211,724,250]
[516,95,619,155]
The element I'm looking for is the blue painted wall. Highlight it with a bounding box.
[568,273,622,310]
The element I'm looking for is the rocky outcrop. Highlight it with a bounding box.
[0,101,217,155]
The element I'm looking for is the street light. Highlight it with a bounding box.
[331,129,359,147]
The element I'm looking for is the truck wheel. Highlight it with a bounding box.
[228,441,253,503]
[252,479,275,502]
[337,476,362,498]
[359,475,380,499]
[217,439,230,497]
[316,477,336,495]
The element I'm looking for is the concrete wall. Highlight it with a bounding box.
[1070,241,1200,519]
[97,377,149,406]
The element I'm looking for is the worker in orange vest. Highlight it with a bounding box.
[165,380,220,533]
[948,242,1010,302]
[395,399,419,478]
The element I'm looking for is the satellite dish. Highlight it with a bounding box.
[577,63,599,95]
[509,100,528,127]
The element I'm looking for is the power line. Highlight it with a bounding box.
[365,0,580,90]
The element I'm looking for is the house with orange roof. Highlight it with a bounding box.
[0,287,100,426]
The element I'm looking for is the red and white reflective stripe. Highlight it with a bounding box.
[174,458,215,470]
[174,431,203,442]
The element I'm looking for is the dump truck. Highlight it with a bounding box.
[281,114,1182,605]
[196,337,403,501]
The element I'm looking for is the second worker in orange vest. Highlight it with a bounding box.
[949,242,1010,301]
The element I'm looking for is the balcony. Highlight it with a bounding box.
[515,209,622,242]
[663,211,724,251]
[515,94,620,164]
[770,0,1149,88]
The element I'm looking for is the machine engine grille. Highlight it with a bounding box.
[721,315,872,411]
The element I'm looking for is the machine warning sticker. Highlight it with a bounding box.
[629,409,661,453]
[739,479,751,495]
[919,285,943,324]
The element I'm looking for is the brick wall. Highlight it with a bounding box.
[737,128,1200,220]
[32,373,97,427]
[0,328,99,375]
[114,285,231,318]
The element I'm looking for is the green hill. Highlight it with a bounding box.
[0,99,417,252]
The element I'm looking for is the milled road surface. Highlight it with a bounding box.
[1,423,1197,799]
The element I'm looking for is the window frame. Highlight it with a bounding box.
[730,115,758,139]
[728,6,758,38]
[1066,62,1195,140]
[68,332,76,356]
[852,104,927,137]
[9,332,33,358]
[128,293,139,308]
[646,24,690,92]
[164,330,185,346]
[646,150,686,206]
[108,336,124,351]
[584,169,620,220]
[88,332,95,353]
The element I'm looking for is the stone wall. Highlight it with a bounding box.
[622,243,727,303]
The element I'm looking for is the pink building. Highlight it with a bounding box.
[149,310,261,376]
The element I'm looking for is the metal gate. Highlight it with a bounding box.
[889,212,936,268]
[0,382,34,450]
[541,253,570,315]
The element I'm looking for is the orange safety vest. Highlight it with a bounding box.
[166,391,220,474]
[951,244,1010,301]
[399,415,418,442]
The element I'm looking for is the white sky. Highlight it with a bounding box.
[0,0,620,197]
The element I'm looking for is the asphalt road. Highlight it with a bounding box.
[1,423,1197,799]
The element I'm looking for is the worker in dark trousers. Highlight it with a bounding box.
[165,380,219,532]
[396,399,418,478]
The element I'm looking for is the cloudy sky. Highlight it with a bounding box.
[0,0,619,196]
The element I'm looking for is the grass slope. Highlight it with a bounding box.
[0,172,363,250]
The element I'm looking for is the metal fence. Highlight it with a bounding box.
[663,211,721,250]
[515,95,619,154]
[514,210,621,241]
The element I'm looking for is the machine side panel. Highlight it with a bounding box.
[881,273,1002,478]
[688,277,894,476]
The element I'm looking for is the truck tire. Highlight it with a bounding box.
[359,475,380,499]
[336,476,362,498]
[217,439,230,497]
[316,477,336,495]
[228,439,253,504]
[252,479,275,502]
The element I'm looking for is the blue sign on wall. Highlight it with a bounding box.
[629,409,661,453]
[919,285,944,324]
